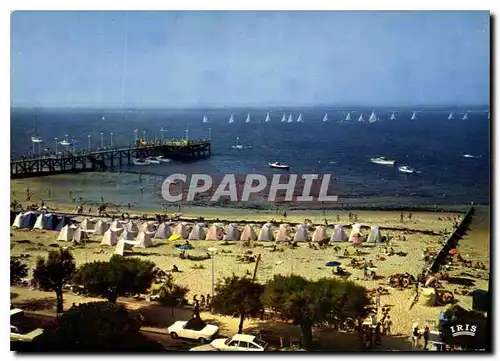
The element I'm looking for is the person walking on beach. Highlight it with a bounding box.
[383,316,392,335]
[400,212,404,222]
[375,290,381,310]
[412,323,421,348]
[408,212,412,221]
[283,211,287,220]
[423,326,430,350]
[47,188,51,197]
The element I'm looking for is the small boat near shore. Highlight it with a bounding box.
[132,158,151,166]
[269,162,290,170]
[370,157,396,165]
[157,155,171,163]
[398,165,415,174]
[147,157,161,164]
[463,154,480,159]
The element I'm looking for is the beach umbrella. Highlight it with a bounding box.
[168,234,181,241]
[179,244,193,250]
[448,248,458,255]
[325,261,341,267]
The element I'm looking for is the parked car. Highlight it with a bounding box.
[189,344,220,351]
[10,309,44,342]
[210,334,268,351]
[167,318,219,343]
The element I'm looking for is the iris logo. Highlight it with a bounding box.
[450,324,478,337]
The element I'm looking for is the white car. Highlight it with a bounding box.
[10,308,44,342]
[167,319,219,343]
[189,344,220,351]
[210,334,268,351]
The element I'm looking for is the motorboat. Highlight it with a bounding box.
[463,154,480,159]
[398,165,415,174]
[147,157,161,164]
[31,136,43,143]
[157,155,172,163]
[132,158,151,166]
[370,157,396,165]
[59,140,71,146]
[268,162,290,170]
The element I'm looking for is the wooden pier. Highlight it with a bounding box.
[10,139,211,179]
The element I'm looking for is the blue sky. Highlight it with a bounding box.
[11,11,490,107]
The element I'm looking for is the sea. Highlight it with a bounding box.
[10,106,490,211]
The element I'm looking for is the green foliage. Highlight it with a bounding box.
[155,274,189,307]
[33,301,164,351]
[261,275,370,349]
[32,249,76,313]
[73,255,155,302]
[11,258,28,285]
[210,274,265,333]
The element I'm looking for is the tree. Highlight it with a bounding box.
[73,255,155,302]
[29,302,164,352]
[210,275,265,334]
[155,274,189,307]
[32,249,76,313]
[11,257,28,285]
[261,275,369,350]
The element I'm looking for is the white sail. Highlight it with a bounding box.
[368,111,377,123]
[390,112,396,121]
[203,115,208,123]
[287,114,293,123]
[448,112,454,120]
[297,113,303,123]
[462,112,468,120]
[488,111,490,120]
[322,113,328,122]
[229,114,234,123]
[411,112,417,120]
[245,114,251,123]
[281,113,286,122]
[265,112,270,122]
[345,112,351,121]
[358,113,364,122]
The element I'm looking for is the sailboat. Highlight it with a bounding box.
[322,113,328,122]
[368,111,377,123]
[101,116,106,121]
[287,114,293,123]
[346,112,351,121]
[231,137,243,150]
[245,114,251,123]
[229,114,234,124]
[203,115,208,123]
[448,112,454,120]
[390,112,396,121]
[281,113,287,122]
[410,112,417,121]
[462,112,468,120]
[297,113,303,123]
[358,113,365,122]
[265,112,270,123]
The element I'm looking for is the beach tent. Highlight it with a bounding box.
[294,224,309,242]
[123,221,139,234]
[114,239,134,256]
[312,225,328,242]
[10,210,19,226]
[93,220,109,236]
[72,227,88,244]
[188,223,206,240]
[136,231,154,248]
[173,222,190,239]
[225,223,240,241]
[100,229,118,247]
[18,211,37,229]
[258,223,274,242]
[206,224,224,240]
[139,221,155,233]
[417,287,437,306]
[43,214,57,230]
[276,224,290,242]
[349,223,363,245]
[154,222,172,239]
[366,225,383,244]
[33,213,47,230]
[330,224,347,242]
[55,216,71,231]
[240,224,258,241]
[12,213,25,228]
[110,220,124,232]
[57,225,74,242]
[80,218,95,232]
[120,229,136,241]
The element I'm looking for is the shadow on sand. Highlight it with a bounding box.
[13,297,57,312]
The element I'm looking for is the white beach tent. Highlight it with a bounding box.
[114,239,134,256]
[124,221,139,234]
[188,223,206,240]
[330,224,347,242]
[240,224,258,241]
[120,229,136,241]
[225,223,240,241]
[100,229,118,246]
[135,231,155,248]
[12,213,25,228]
[110,220,124,233]
[206,224,224,240]
[33,213,46,230]
[276,224,290,242]
[72,227,88,244]
[294,224,309,242]
[366,225,383,244]
[93,220,109,236]
[258,223,274,241]
[349,223,363,245]
[154,222,172,239]
[57,225,74,242]
[312,225,328,242]
[80,218,95,231]
[173,222,190,239]
[139,221,155,233]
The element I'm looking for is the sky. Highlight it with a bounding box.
[10,11,490,108]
